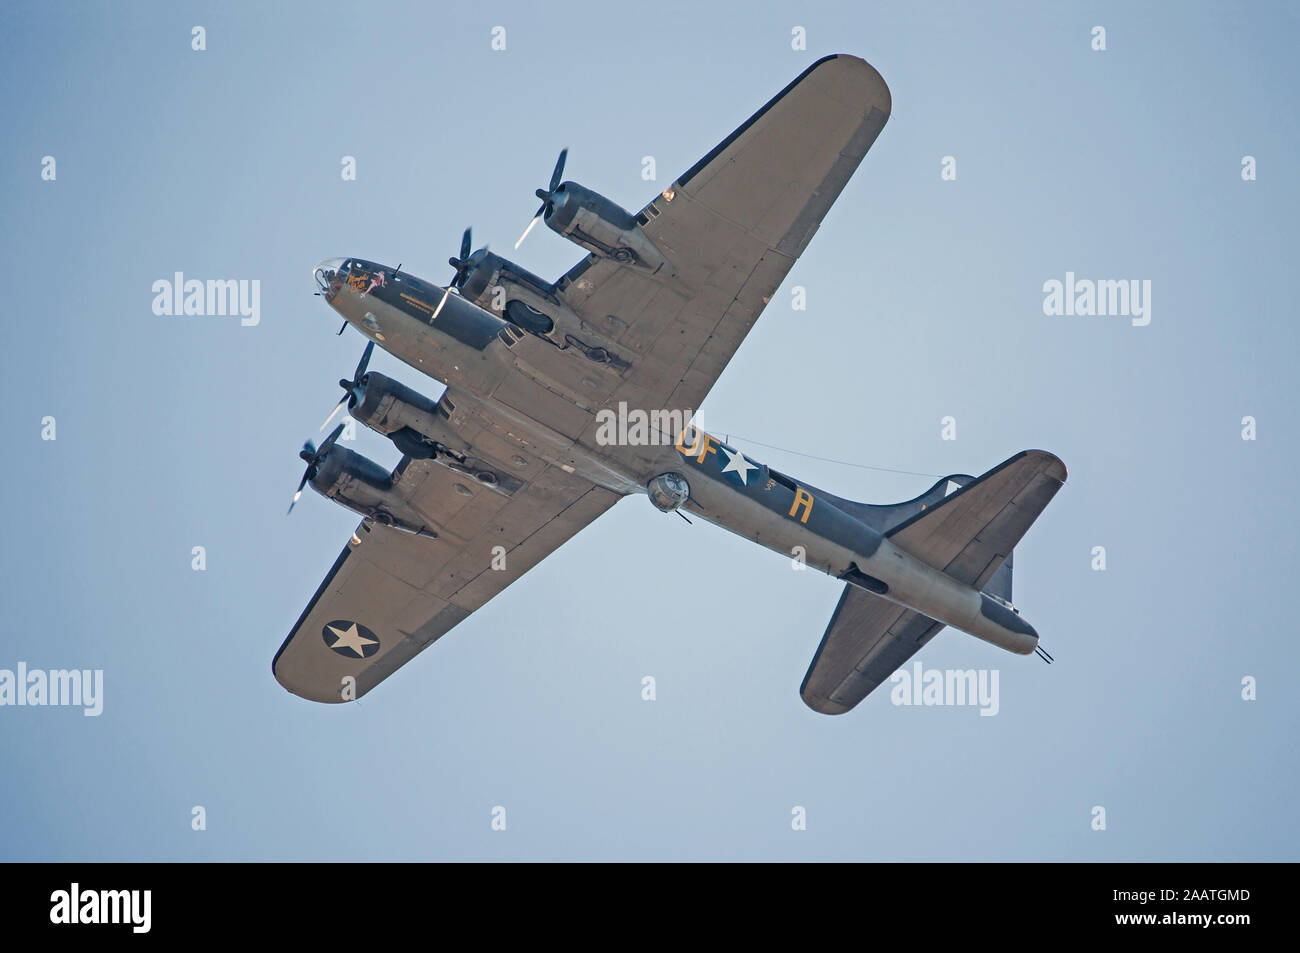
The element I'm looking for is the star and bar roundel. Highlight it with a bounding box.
[676,430,760,486]
[322,620,381,659]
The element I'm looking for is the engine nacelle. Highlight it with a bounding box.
[544,182,668,274]
[348,372,471,458]
[308,446,438,538]
[347,372,522,491]
[460,251,580,335]
[460,250,550,308]
[458,253,630,367]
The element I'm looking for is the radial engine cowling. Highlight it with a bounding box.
[309,446,438,538]
[545,183,668,273]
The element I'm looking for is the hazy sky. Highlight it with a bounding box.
[2,0,1296,860]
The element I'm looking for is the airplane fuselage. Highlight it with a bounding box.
[316,257,1040,658]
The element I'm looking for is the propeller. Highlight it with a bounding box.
[514,147,567,249]
[320,341,374,432]
[289,423,345,514]
[447,227,475,288]
[432,226,484,321]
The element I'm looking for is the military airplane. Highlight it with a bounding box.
[274,54,1067,714]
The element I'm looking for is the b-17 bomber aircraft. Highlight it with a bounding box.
[275,54,1067,714]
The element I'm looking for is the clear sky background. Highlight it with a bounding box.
[2,0,1296,860]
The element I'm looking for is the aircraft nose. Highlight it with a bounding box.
[313,257,346,293]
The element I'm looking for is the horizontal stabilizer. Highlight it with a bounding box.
[886,449,1066,592]
[801,586,944,715]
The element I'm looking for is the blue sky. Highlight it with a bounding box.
[2,0,1296,860]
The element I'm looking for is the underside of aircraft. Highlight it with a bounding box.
[274,54,1066,713]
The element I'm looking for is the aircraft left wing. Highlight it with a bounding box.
[556,54,891,415]
[274,457,620,703]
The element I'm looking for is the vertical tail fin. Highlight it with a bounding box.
[816,473,976,533]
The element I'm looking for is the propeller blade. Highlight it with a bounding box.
[354,340,374,381]
[288,474,308,515]
[290,425,341,516]
[514,151,568,251]
[549,147,568,192]
[514,212,542,250]
[320,396,347,432]
[319,422,345,455]
[430,283,453,320]
[443,227,478,289]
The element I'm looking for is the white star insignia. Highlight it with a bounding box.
[720,446,758,485]
[326,622,377,657]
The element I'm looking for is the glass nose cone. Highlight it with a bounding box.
[313,257,345,292]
